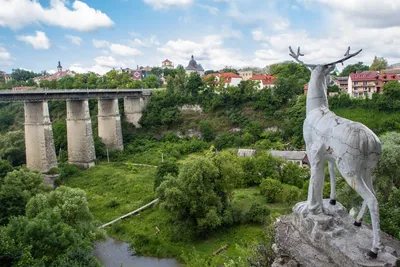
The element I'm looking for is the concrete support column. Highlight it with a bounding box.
[24,101,58,172]
[98,98,123,150]
[66,99,96,169]
[124,96,148,128]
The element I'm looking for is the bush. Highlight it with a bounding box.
[260,178,283,203]
[59,164,80,179]
[154,161,179,191]
[279,184,302,204]
[246,203,270,224]
[199,121,214,142]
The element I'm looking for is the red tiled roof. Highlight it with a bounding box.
[44,70,76,81]
[162,59,172,63]
[350,71,400,87]
[250,74,276,85]
[203,72,242,83]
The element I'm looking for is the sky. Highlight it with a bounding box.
[1,0,400,75]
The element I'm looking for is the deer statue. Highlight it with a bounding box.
[290,46,382,259]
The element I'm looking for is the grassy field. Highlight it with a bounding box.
[333,107,400,135]
[64,161,291,264]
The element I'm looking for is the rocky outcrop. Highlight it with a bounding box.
[273,199,400,267]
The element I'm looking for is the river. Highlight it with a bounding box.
[94,237,180,267]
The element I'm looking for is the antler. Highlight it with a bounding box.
[324,47,362,66]
[289,46,315,67]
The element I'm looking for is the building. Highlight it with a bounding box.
[203,72,242,87]
[0,71,11,83]
[35,61,76,84]
[348,71,400,98]
[249,74,276,89]
[162,59,174,69]
[185,55,204,76]
[304,83,309,95]
[239,70,253,81]
[383,63,400,74]
[12,86,36,91]
[269,150,309,167]
[335,76,349,92]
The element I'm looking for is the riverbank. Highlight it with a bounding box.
[65,161,292,265]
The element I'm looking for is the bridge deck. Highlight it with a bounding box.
[0,89,154,102]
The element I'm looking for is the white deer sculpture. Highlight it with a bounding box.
[290,46,382,259]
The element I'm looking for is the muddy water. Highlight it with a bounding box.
[94,237,180,267]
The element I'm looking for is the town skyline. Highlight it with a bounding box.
[1,0,400,75]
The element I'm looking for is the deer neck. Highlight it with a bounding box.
[306,77,328,115]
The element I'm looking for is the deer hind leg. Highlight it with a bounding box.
[354,169,375,227]
[328,161,336,205]
[346,172,380,258]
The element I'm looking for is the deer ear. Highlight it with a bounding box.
[325,64,335,74]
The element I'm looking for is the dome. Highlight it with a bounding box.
[188,55,197,67]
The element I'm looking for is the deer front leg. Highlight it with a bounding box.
[328,161,336,205]
[294,142,325,214]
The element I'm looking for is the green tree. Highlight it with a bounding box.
[11,69,39,81]
[260,178,283,203]
[199,121,214,142]
[143,74,160,88]
[154,160,179,191]
[370,56,388,71]
[1,186,101,266]
[278,161,309,188]
[0,160,13,180]
[187,72,203,95]
[339,62,369,76]
[151,67,163,78]
[156,157,233,238]
[0,130,25,166]
[0,169,50,225]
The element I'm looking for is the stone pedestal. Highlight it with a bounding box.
[98,99,123,150]
[273,200,400,267]
[24,101,58,173]
[66,99,96,169]
[124,96,148,128]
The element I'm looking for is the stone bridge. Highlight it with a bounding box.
[0,89,153,172]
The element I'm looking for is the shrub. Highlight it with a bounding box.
[260,178,283,203]
[246,203,270,224]
[279,184,302,204]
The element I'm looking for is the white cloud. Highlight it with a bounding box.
[65,35,83,45]
[130,35,160,47]
[94,56,122,68]
[0,46,13,65]
[197,4,219,15]
[110,44,142,56]
[92,39,142,57]
[69,63,110,75]
[143,0,193,9]
[299,0,400,28]
[158,35,258,70]
[17,31,50,50]
[0,0,114,31]
[92,39,110,48]
[69,56,135,75]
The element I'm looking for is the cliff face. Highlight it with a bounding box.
[272,199,400,267]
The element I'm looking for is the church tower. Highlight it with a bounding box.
[57,61,62,73]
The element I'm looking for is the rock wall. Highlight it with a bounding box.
[273,199,400,267]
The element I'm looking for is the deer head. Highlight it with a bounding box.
[289,46,362,79]
[289,46,362,114]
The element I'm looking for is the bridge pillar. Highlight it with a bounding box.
[124,96,148,128]
[24,101,58,172]
[66,99,96,169]
[98,98,123,150]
